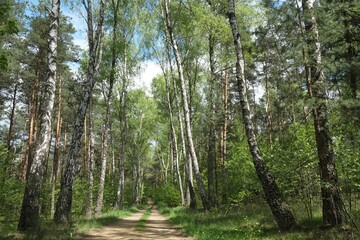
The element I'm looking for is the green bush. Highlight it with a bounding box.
[0,144,24,222]
[153,183,180,207]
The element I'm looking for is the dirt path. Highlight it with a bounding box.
[78,207,192,240]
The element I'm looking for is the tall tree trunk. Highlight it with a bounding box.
[54,0,106,223]
[94,0,119,217]
[220,69,228,202]
[7,81,18,153]
[163,62,185,205]
[18,0,60,231]
[207,33,216,207]
[114,77,128,210]
[227,0,297,230]
[20,76,39,180]
[164,0,210,211]
[132,117,144,205]
[51,76,62,218]
[302,0,345,226]
[264,59,273,147]
[166,36,196,208]
[85,101,95,219]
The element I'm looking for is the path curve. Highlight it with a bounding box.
[78,207,192,240]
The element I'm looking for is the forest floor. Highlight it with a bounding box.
[77,206,192,240]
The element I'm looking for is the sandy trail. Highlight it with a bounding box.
[78,207,192,240]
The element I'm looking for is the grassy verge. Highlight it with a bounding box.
[135,206,152,231]
[75,205,141,234]
[1,206,142,240]
[158,202,359,240]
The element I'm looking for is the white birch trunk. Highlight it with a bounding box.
[164,0,210,210]
[228,0,296,230]
[18,0,60,231]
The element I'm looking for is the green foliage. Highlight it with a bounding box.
[152,183,181,207]
[158,203,358,240]
[0,144,24,233]
[0,0,19,70]
[225,120,261,204]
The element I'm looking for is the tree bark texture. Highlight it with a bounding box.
[165,34,196,208]
[18,0,60,231]
[85,102,95,219]
[51,76,62,218]
[302,0,345,226]
[94,0,119,217]
[228,0,297,230]
[54,0,106,223]
[6,81,18,155]
[163,62,185,205]
[114,80,128,209]
[164,0,210,211]
[207,33,216,207]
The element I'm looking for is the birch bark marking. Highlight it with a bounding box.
[302,0,345,226]
[18,0,60,231]
[85,101,95,219]
[162,60,185,205]
[54,0,106,223]
[164,0,210,210]
[227,0,296,230]
[164,32,196,208]
[94,0,119,217]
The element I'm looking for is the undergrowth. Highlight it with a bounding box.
[158,202,359,240]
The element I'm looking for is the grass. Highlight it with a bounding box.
[135,206,153,231]
[0,205,142,240]
[75,205,141,234]
[158,201,359,240]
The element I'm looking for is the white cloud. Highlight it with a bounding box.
[133,61,162,94]
[73,38,88,51]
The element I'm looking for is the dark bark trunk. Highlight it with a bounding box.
[264,60,273,147]
[20,75,39,180]
[228,0,297,230]
[51,76,62,218]
[207,33,216,207]
[54,0,106,223]
[7,81,18,154]
[302,0,345,226]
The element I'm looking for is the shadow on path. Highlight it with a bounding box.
[78,207,192,240]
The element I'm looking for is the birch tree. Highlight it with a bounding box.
[227,0,297,230]
[54,0,106,223]
[164,0,210,210]
[18,0,60,231]
[94,0,120,218]
[301,0,345,226]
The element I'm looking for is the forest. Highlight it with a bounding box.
[0,0,359,239]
